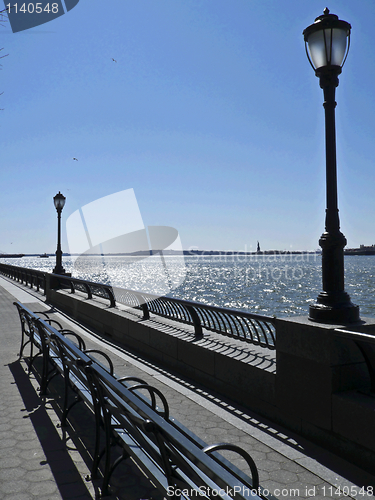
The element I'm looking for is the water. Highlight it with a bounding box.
[1,253,375,318]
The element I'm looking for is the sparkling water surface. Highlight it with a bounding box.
[2,254,375,318]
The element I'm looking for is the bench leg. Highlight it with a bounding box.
[19,336,31,359]
[39,347,53,396]
[90,409,104,481]
[101,447,129,497]
[61,395,82,427]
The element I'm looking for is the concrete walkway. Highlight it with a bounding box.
[0,276,374,500]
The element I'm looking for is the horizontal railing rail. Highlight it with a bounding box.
[0,263,276,349]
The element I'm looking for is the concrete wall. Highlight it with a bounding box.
[46,279,375,474]
[275,316,375,472]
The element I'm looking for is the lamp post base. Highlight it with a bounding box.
[311,230,360,324]
[53,267,66,275]
[309,295,360,324]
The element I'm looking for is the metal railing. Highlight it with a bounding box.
[0,262,46,293]
[53,274,276,349]
[57,274,117,307]
[0,263,276,349]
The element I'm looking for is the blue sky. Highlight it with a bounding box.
[1,0,375,254]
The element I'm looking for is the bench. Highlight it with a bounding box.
[14,301,274,500]
[14,301,65,394]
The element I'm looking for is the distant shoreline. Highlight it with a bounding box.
[1,250,321,258]
[3,248,375,258]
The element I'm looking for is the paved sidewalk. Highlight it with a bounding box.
[0,282,93,500]
[1,276,375,500]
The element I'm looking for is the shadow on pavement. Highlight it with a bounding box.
[8,359,94,499]
[8,358,162,500]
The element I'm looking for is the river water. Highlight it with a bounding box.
[1,253,375,318]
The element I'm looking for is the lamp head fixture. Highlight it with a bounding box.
[53,191,66,212]
[303,8,351,76]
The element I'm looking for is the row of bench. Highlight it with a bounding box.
[14,301,274,500]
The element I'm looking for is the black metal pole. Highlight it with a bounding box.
[53,208,65,275]
[309,69,359,323]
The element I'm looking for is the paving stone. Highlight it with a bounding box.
[256,459,283,472]
[28,480,59,496]
[0,467,25,481]
[3,493,34,500]
[0,456,23,469]
[22,458,51,471]
[0,423,13,432]
[279,460,305,473]
[0,479,28,495]
[297,471,328,486]
[269,469,299,483]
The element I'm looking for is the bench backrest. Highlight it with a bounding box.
[84,361,261,499]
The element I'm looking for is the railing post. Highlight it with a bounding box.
[106,287,116,308]
[140,303,150,320]
[133,292,150,320]
[83,283,93,300]
[186,305,203,339]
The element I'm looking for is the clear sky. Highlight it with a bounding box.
[1,0,375,254]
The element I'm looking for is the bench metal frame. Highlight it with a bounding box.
[13,301,273,500]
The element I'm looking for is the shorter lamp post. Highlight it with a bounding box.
[53,191,66,275]
[303,8,359,323]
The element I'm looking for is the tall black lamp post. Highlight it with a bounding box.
[53,191,66,275]
[303,8,359,323]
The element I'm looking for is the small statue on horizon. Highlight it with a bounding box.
[257,241,260,253]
